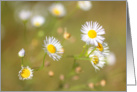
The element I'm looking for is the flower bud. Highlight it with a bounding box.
[18,48,25,57]
[63,28,71,39]
[48,71,54,77]
[88,83,94,89]
[100,80,106,87]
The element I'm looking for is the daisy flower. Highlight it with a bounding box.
[43,36,63,61]
[81,21,105,46]
[18,48,25,57]
[88,49,106,70]
[19,10,31,21]
[49,3,66,17]
[78,1,92,11]
[18,66,33,80]
[31,15,45,27]
[97,42,109,56]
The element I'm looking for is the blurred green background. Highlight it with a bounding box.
[1,1,126,91]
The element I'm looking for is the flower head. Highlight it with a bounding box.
[18,48,25,57]
[49,3,66,17]
[88,49,106,70]
[43,36,63,61]
[19,10,31,21]
[31,15,45,27]
[97,42,109,56]
[18,66,33,80]
[81,21,105,46]
[78,1,92,11]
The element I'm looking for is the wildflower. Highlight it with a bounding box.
[97,42,109,56]
[106,52,116,66]
[18,48,25,57]
[81,21,105,46]
[88,50,105,70]
[49,3,66,17]
[19,10,31,21]
[78,1,92,11]
[18,66,33,80]
[43,36,63,61]
[31,15,45,27]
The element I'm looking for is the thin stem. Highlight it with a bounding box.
[34,53,47,71]
[87,47,97,57]
[21,57,24,66]
[79,44,87,57]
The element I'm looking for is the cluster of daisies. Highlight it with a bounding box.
[17,1,115,80]
[18,1,92,27]
[81,21,110,70]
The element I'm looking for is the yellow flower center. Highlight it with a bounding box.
[88,30,97,38]
[97,43,103,51]
[47,44,56,53]
[21,68,31,78]
[34,22,40,26]
[53,8,61,15]
[92,55,99,65]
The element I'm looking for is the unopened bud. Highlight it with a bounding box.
[100,80,106,87]
[88,83,94,89]
[48,71,54,77]
[75,66,82,74]
[63,28,71,39]
[59,74,64,81]
[18,48,25,57]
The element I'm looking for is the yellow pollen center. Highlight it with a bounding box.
[47,44,56,53]
[92,56,99,65]
[53,8,60,15]
[88,30,97,38]
[21,69,31,78]
[97,43,103,51]
[34,22,40,26]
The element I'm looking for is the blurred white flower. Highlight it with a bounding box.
[49,3,66,17]
[18,66,33,80]
[81,21,105,46]
[18,48,25,57]
[31,16,45,27]
[78,1,92,11]
[43,36,63,61]
[107,52,116,66]
[19,10,31,21]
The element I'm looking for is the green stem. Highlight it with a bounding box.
[79,44,87,57]
[34,53,47,71]
[87,47,97,57]
[21,57,24,66]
